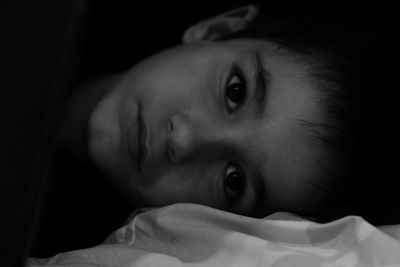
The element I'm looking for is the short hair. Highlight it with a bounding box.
[220,15,400,224]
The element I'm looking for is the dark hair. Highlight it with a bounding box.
[222,15,400,225]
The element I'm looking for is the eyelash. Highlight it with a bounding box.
[224,65,248,113]
[220,65,248,207]
[222,161,246,206]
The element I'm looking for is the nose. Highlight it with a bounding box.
[166,114,226,163]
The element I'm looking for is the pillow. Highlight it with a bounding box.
[28,203,400,267]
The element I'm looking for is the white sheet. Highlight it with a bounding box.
[28,203,400,267]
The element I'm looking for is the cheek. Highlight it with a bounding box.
[128,50,214,107]
[138,70,204,110]
[141,172,195,206]
[137,162,221,207]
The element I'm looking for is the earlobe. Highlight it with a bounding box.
[182,5,259,43]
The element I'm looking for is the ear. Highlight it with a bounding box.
[182,5,259,43]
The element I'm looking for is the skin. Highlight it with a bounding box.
[88,39,326,217]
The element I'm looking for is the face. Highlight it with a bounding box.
[89,39,325,217]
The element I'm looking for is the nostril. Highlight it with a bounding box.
[169,120,174,131]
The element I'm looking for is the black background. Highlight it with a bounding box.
[1,0,398,264]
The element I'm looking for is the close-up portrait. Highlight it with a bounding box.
[1,1,399,267]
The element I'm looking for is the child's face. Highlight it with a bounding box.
[90,39,325,217]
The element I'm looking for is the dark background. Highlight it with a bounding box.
[0,0,398,265]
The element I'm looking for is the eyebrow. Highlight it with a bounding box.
[249,49,269,116]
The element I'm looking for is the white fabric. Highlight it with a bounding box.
[29,203,400,267]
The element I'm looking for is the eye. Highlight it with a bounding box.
[223,162,246,203]
[225,66,247,112]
